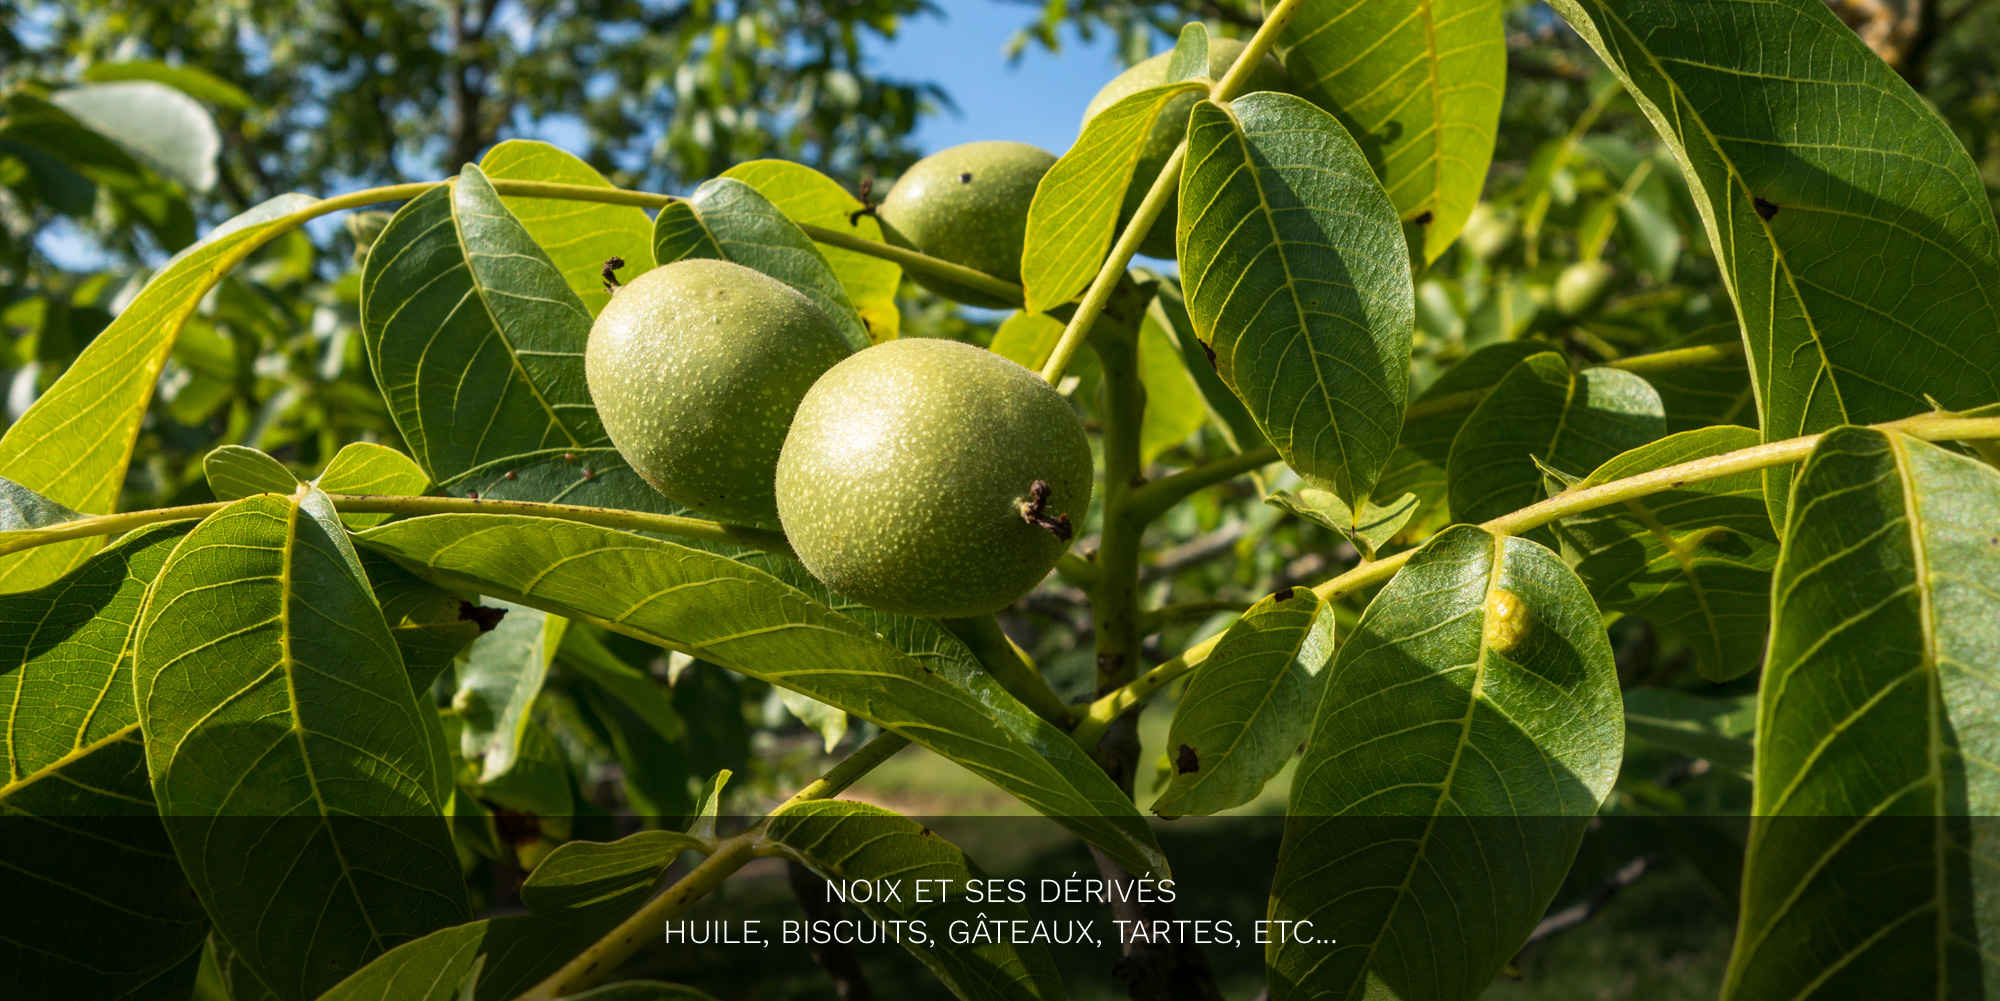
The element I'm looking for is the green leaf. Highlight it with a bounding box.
[1551,426,1777,681]
[1138,310,1207,465]
[1643,323,1755,434]
[357,515,1168,878]
[1153,589,1330,818]
[0,523,207,1001]
[1622,688,1754,774]
[1724,427,2000,999]
[1547,0,2000,526]
[82,60,253,109]
[1446,352,1664,545]
[362,551,484,693]
[1264,488,1419,560]
[135,489,466,1001]
[723,159,902,342]
[688,769,729,841]
[316,441,434,529]
[203,444,298,500]
[361,165,604,486]
[1272,0,1507,261]
[1149,283,1266,453]
[558,985,720,1001]
[0,473,83,530]
[989,311,1066,371]
[556,628,682,746]
[50,81,219,192]
[1162,22,1211,84]
[2,92,196,247]
[1180,92,1414,506]
[453,601,566,783]
[765,800,1067,1001]
[0,192,315,591]
[313,916,585,1001]
[481,140,656,318]
[1021,80,1204,314]
[519,830,707,940]
[1271,525,1623,1001]
[775,687,848,753]
[651,177,870,352]
[1372,340,1546,543]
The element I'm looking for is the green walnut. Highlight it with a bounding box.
[876,141,1057,308]
[1081,38,1288,259]
[775,338,1093,618]
[1554,260,1617,318]
[585,258,849,522]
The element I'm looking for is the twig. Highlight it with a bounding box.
[1521,854,1658,947]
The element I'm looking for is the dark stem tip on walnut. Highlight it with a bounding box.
[1019,479,1075,541]
[602,256,625,294]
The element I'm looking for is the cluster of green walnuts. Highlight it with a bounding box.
[588,46,1280,619]
[585,142,1072,620]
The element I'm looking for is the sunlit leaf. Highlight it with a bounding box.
[51,81,219,192]
[1548,0,2000,524]
[1180,92,1413,506]
[203,444,297,500]
[481,140,656,317]
[1272,0,1507,261]
[453,601,566,783]
[1153,588,1330,818]
[1724,427,2000,999]
[724,159,902,341]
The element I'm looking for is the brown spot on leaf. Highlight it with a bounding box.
[1754,197,1779,221]
[1176,744,1200,774]
[1275,587,1296,602]
[1413,210,1434,225]
[1199,340,1218,370]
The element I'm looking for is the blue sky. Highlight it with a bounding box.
[869,2,1130,157]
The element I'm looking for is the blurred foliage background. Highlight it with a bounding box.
[0,1,1994,990]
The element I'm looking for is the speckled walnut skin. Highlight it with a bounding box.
[585,258,850,522]
[876,140,1056,308]
[776,338,1093,618]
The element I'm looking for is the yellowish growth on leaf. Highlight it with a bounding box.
[1483,588,1533,654]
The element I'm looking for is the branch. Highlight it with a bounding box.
[0,492,793,561]
[1037,0,1313,385]
[1520,854,1657,948]
[1070,411,2000,747]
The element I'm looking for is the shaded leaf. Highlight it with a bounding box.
[1548,0,2000,525]
[723,159,902,341]
[361,165,603,485]
[454,601,567,784]
[1273,0,1507,261]
[1446,352,1664,545]
[1150,282,1265,453]
[1623,688,1754,774]
[203,444,297,500]
[520,829,706,940]
[1372,340,1545,543]
[362,551,484,693]
[1180,92,1414,506]
[652,177,869,352]
[481,140,656,317]
[135,489,465,1001]
[1724,427,2000,999]
[313,916,585,1001]
[0,473,82,531]
[0,192,315,591]
[0,523,207,1001]
[765,800,1066,1001]
[1271,525,1622,1001]
[559,985,720,1001]
[1138,309,1207,465]
[1022,80,1205,313]
[556,627,682,746]
[1642,323,1754,435]
[357,514,1167,878]
[1265,488,1418,560]
[1551,426,1777,681]
[1153,589,1330,818]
